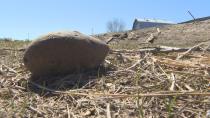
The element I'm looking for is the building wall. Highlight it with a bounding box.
[132,19,174,30]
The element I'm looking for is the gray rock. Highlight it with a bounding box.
[24,31,109,76]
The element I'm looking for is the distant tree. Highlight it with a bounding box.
[106,19,125,32]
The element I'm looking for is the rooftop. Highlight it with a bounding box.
[135,18,176,24]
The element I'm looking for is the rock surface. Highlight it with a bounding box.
[23,31,109,76]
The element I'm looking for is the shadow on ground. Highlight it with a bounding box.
[27,65,113,96]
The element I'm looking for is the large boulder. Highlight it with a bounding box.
[23,31,109,76]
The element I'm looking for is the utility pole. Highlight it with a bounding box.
[188,11,196,21]
[91,28,94,35]
[27,33,30,40]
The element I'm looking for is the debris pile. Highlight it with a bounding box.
[0,39,210,117]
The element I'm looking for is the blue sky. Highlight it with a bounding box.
[0,0,209,40]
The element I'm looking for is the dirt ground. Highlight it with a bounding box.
[97,19,210,49]
[0,20,210,118]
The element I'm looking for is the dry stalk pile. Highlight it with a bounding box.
[0,43,210,118]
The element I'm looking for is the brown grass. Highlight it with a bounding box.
[0,39,210,118]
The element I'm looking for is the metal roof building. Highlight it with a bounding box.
[180,16,210,24]
[132,18,175,30]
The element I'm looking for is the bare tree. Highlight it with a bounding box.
[107,19,125,32]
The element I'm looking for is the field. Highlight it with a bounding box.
[0,20,210,118]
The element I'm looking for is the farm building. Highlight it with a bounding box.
[132,18,175,30]
[180,16,210,24]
